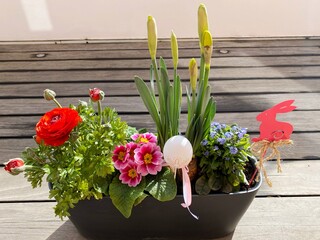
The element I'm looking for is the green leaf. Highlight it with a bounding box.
[195,175,211,195]
[145,167,177,201]
[208,174,222,191]
[134,193,148,206]
[134,76,161,130]
[149,64,155,95]
[167,85,174,137]
[173,75,182,135]
[221,181,233,193]
[160,57,171,95]
[109,176,146,218]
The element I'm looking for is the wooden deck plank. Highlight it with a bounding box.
[1,66,319,83]
[234,197,320,240]
[0,56,319,71]
[1,79,320,97]
[0,79,319,98]
[1,160,319,201]
[0,39,319,52]
[1,46,320,61]
[0,93,318,116]
[0,197,319,240]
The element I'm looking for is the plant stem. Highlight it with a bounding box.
[151,59,160,82]
[97,100,102,125]
[52,98,62,108]
[199,54,205,83]
[203,65,210,88]
[151,58,165,148]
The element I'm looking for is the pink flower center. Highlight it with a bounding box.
[143,153,153,164]
[50,115,61,124]
[118,151,125,161]
[129,150,134,158]
[128,169,137,178]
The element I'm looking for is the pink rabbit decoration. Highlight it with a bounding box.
[253,100,296,142]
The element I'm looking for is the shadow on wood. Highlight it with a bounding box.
[46,220,86,240]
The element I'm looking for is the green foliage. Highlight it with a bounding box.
[109,167,176,218]
[23,102,129,218]
[134,57,182,150]
[196,122,251,194]
[109,177,147,218]
[145,167,177,201]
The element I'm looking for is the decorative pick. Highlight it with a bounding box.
[163,135,199,219]
[251,100,296,186]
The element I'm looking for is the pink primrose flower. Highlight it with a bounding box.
[125,142,138,162]
[119,162,142,187]
[112,145,128,170]
[131,132,157,144]
[134,142,163,176]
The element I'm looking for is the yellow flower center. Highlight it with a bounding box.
[118,151,125,161]
[128,169,137,178]
[140,137,149,143]
[144,153,153,164]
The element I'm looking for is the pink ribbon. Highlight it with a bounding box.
[181,166,199,220]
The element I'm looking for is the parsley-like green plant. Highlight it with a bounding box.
[22,93,130,218]
[10,89,176,219]
[195,122,252,194]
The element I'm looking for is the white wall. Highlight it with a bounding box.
[1,0,320,42]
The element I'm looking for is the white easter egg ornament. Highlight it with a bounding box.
[163,135,193,170]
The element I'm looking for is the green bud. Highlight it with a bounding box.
[171,31,179,69]
[147,16,157,60]
[189,58,198,91]
[43,89,56,101]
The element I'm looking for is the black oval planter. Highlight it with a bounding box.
[68,174,262,240]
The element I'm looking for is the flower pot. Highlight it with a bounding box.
[68,173,262,240]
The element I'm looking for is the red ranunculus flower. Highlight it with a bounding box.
[89,88,104,102]
[36,108,82,146]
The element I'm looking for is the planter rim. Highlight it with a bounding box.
[185,170,262,198]
[228,170,262,195]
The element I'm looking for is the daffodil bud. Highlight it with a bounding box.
[171,31,179,69]
[198,4,209,50]
[202,30,213,67]
[147,16,157,60]
[189,58,198,91]
[43,89,56,101]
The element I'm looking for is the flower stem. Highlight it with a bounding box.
[53,98,62,108]
[204,65,210,87]
[97,100,102,125]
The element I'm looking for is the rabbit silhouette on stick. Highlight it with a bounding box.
[251,100,296,187]
[253,99,296,142]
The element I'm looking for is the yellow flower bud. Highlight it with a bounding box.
[147,16,157,60]
[198,4,209,49]
[202,30,213,67]
[189,58,198,91]
[171,31,179,69]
